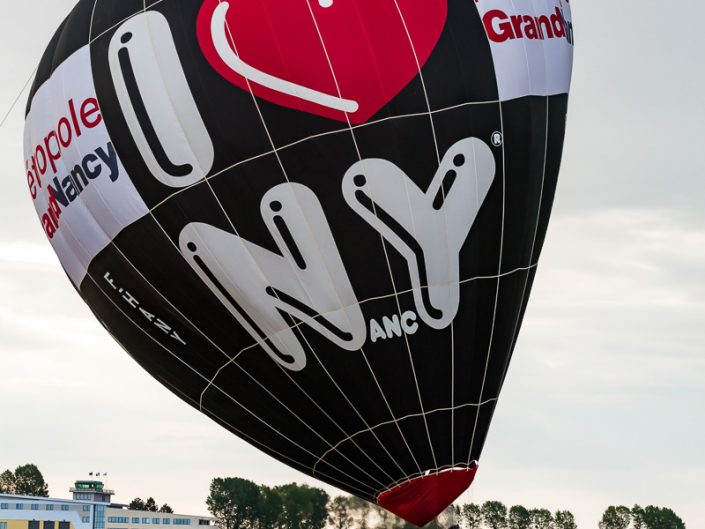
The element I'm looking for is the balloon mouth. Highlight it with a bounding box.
[377,463,478,527]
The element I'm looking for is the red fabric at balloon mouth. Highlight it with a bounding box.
[377,464,478,527]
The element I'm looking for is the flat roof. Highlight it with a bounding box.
[108,508,214,520]
[0,494,214,519]
[0,494,105,505]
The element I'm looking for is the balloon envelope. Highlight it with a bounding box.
[24,0,573,525]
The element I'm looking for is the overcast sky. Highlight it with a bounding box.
[1,1,704,528]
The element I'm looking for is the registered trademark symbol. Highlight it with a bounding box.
[491,131,503,147]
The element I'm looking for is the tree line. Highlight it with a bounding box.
[206,478,687,529]
[128,497,174,513]
[456,502,685,529]
[0,465,687,529]
[456,502,576,529]
[205,477,458,529]
[206,478,329,529]
[598,506,684,529]
[205,479,578,529]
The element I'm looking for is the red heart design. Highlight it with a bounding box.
[197,0,447,124]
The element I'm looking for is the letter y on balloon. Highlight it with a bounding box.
[343,138,495,329]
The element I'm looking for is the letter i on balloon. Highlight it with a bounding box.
[108,11,214,188]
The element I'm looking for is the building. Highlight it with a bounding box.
[0,481,214,529]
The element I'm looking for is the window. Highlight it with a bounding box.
[43,521,54,529]
[83,506,91,512]
[1,522,7,529]
[32,504,40,511]
[153,519,160,525]
[173,520,191,526]
[142,519,150,525]
[95,504,106,529]
[47,505,55,511]
[107,518,128,524]
[198,521,210,526]
[132,519,140,524]
[82,517,90,523]
[59,522,70,529]
[61,506,69,512]
[16,504,24,510]
[163,520,170,525]
[0,504,8,509]
[29,522,40,529]
[75,493,91,500]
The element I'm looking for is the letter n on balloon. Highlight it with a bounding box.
[179,183,367,371]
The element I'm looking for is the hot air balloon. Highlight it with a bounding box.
[23,0,573,525]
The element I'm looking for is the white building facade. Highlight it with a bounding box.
[1,481,213,529]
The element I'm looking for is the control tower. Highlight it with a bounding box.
[70,481,114,503]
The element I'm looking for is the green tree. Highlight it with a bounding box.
[642,506,685,529]
[423,504,457,529]
[599,506,631,529]
[13,465,49,497]
[631,506,645,529]
[254,486,283,529]
[129,499,147,511]
[529,509,553,529]
[348,496,371,529]
[374,505,405,529]
[128,498,172,513]
[327,497,353,529]
[0,470,15,494]
[507,506,531,529]
[207,478,261,529]
[276,483,329,529]
[461,504,483,529]
[551,511,576,529]
[436,505,459,529]
[482,501,508,529]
